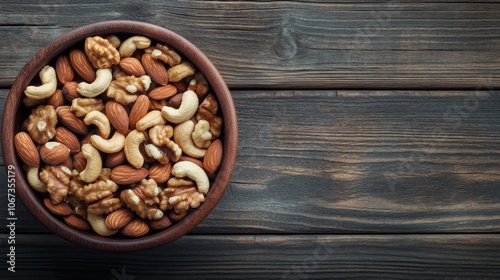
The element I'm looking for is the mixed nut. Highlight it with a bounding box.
[14,34,224,237]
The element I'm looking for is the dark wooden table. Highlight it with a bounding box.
[1,1,500,279]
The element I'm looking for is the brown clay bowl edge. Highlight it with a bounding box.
[1,20,238,252]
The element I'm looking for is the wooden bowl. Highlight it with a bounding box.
[1,20,238,251]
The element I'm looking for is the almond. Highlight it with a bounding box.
[105,101,129,135]
[110,165,148,185]
[203,139,223,174]
[119,57,146,76]
[105,208,135,230]
[166,93,183,108]
[105,150,127,168]
[47,89,65,107]
[121,218,150,237]
[55,54,75,84]
[14,132,39,167]
[141,53,169,85]
[39,141,71,165]
[62,156,73,170]
[54,126,80,153]
[43,198,72,216]
[56,106,89,135]
[147,84,177,100]
[148,162,172,184]
[69,49,96,82]
[128,95,150,129]
[73,152,86,172]
[149,99,167,111]
[62,81,80,102]
[148,215,172,230]
[64,214,91,231]
[171,81,188,92]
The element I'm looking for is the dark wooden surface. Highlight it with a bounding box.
[1,1,500,279]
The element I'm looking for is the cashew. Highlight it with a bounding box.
[119,36,151,58]
[90,132,125,153]
[79,143,102,183]
[83,111,111,139]
[24,65,58,99]
[161,90,198,124]
[192,120,212,148]
[105,34,121,49]
[26,166,47,193]
[171,161,210,194]
[124,129,146,168]
[173,120,206,158]
[168,61,196,83]
[77,68,113,97]
[136,110,166,132]
[87,213,119,236]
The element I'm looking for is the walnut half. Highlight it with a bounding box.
[27,105,58,144]
[120,179,163,220]
[162,177,205,214]
[74,169,121,215]
[84,36,120,69]
[107,75,152,105]
[40,165,72,204]
[196,94,222,139]
[70,97,104,117]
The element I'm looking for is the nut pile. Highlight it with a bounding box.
[14,34,224,237]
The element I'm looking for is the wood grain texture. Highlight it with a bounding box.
[1,233,500,279]
[0,1,499,88]
[1,1,499,277]
[2,89,499,234]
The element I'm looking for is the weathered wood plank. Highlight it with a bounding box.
[1,89,499,234]
[1,234,500,279]
[0,1,499,88]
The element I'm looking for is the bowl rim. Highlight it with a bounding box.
[1,20,238,252]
